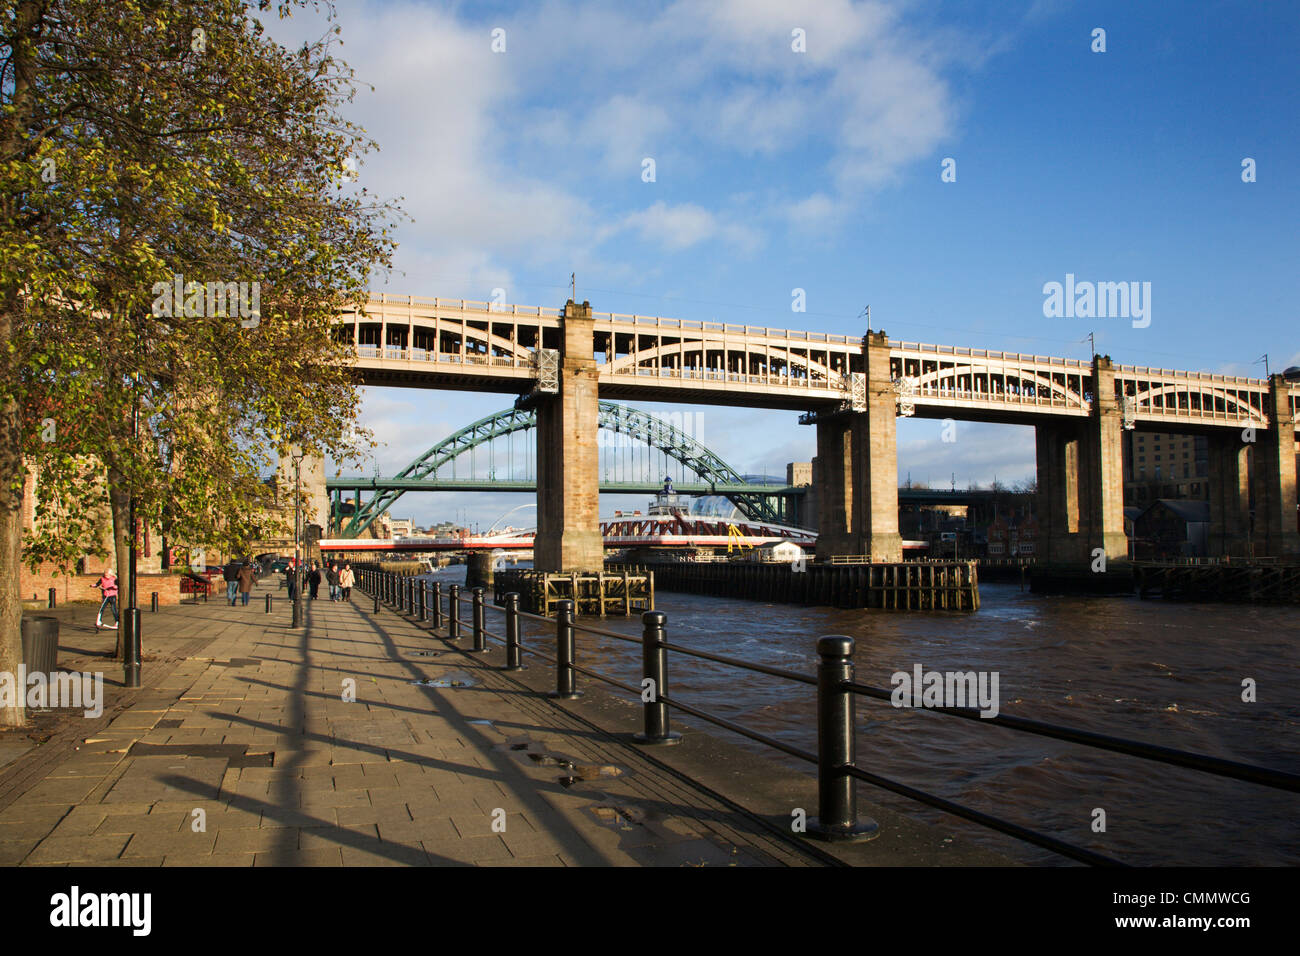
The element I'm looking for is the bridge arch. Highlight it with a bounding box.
[339,401,782,537]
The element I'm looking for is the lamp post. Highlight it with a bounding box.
[290,444,305,629]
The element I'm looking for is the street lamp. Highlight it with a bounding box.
[291,444,305,632]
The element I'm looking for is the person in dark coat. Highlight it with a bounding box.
[223,559,242,605]
[285,562,297,600]
[307,561,321,600]
[326,562,340,601]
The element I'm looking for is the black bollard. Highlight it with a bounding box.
[503,593,523,671]
[150,591,159,613]
[634,610,680,745]
[432,581,442,629]
[550,599,580,699]
[122,608,142,688]
[807,636,878,842]
[448,585,461,640]
[265,593,273,613]
[48,587,56,609]
[471,587,486,653]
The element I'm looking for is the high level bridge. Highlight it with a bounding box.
[333,293,1299,566]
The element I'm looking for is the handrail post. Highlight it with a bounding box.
[418,580,427,621]
[448,584,461,640]
[549,599,581,699]
[634,610,681,745]
[432,581,442,628]
[503,593,523,671]
[808,635,878,842]
[471,587,486,653]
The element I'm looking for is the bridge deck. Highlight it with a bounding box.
[342,294,1299,426]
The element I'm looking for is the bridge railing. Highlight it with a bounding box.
[354,564,1300,865]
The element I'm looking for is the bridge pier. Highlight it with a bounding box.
[534,300,603,572]
[1207,434,1251,556]
[1252,376,1300,557]
[466,551,497,590]
[813,332,902,562]
[1035,356,1126,565]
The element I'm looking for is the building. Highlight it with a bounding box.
[1133,499,1211,559]
[986,512,1039,557]
[1122,431,1209,506]
[746,539,806,563]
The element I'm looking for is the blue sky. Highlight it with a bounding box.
[280,0,1299,530]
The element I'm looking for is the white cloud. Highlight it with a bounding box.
[611,201,761,253]
[268,0,968,283]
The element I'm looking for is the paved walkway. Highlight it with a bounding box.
[0,579,824,866]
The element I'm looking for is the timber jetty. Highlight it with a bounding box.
[639,560,980,611]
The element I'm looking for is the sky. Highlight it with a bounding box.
[273,0,1300,530]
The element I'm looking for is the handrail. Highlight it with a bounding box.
[351,564,1298,864]
[841,681,1300,791]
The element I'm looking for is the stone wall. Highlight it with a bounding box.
[20,565,189,606]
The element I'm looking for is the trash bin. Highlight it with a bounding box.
[21,616,59,674]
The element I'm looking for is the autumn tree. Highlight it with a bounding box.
[1,0,398,723]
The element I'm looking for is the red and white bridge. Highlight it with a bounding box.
[319,515,819,554]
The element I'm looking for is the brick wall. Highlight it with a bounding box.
[20,565,188,606]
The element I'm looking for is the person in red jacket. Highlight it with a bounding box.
[94,568,119,630]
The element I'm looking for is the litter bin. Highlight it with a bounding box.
[21,616,59,674]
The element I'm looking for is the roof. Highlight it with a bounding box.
[1143,498,1210,523]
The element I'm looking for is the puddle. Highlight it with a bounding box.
[559,763,624,787]
[590,804,646,828]
[410,672,477,689]
[408,650,442,658]
[467,719,494,726]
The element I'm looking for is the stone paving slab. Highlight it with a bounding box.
[0,581,826,867]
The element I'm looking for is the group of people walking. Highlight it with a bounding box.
[285,559,353,602]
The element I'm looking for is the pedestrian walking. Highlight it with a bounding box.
[339,563,354,601]
[307,561,321,600]
[237,560,257,606]
[94,568,119,630]
[223,558,241,605]
[326,562,340,601]
[285,561,297,601]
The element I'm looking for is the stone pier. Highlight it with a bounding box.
[1253,375,1300,557]
[1035,356,1126,564]
[534,300,603,572]
[813,331,901,562]
[1207,434,1251,557]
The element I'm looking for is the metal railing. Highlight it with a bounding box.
[352,564,1300,866]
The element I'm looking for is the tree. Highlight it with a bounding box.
[1,0,399,724]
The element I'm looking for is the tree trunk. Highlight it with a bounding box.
[0,1,44,727]
[0,394,26,727]
[107,472,131,660]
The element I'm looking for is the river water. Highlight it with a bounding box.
[420,565,1300,866]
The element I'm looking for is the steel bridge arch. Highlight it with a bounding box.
[339,401,782,537]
